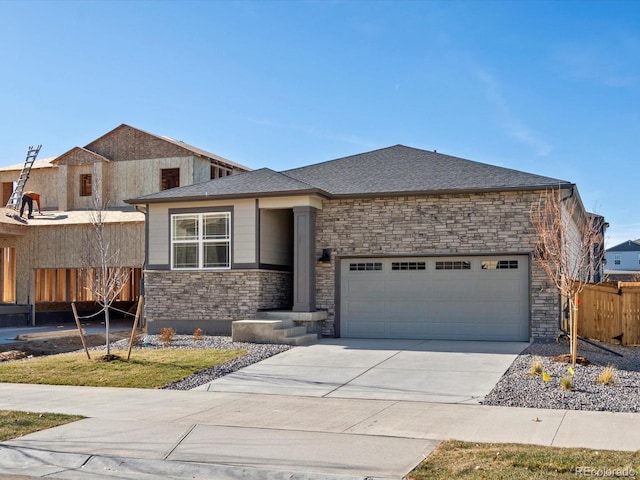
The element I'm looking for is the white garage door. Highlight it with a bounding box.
[340,256,529,341]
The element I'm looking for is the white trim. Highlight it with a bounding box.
[170,212,231,270]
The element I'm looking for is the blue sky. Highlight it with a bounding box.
[0,0,638,247]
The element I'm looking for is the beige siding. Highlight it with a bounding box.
[259,195,323,210]
[260,209,293,266]
[148,205,169,266]
[147,199,256,266]
[233,199,256,264]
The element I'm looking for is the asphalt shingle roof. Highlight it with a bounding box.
[132,168,319,202]
[607,240,640,252]
[284,145,568,195]
[129,145,570,204]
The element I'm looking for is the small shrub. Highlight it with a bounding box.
[597,366,616,386]
[560,376,573,391]
[193,328,204,342]
[160,327,176,346]
[528,359,543,376]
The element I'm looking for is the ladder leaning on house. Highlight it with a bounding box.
[5,145,41,211]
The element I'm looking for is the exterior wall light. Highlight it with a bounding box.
[318,248,331,263]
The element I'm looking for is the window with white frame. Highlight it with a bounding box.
[614,254,621,265]
[171,212,231,269]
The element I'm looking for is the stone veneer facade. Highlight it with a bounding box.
[143,269,292,334]
[315,191,560,339]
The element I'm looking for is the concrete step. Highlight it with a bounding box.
[273,326,308,338]
[256,310,326,335]
[231,320,285,343]
[282,333,318,346]
[231,319,317,345]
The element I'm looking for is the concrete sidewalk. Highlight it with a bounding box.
[0,319,134,345]
[1,384,640,479]
[0,339,639,479]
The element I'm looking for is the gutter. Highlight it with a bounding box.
[125,188,331,205]
[125,182,574,206]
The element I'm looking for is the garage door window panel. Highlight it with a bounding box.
[349,262,382,271]
[481,260,519,270]
[392,262,426,271]
[435,261,471,270]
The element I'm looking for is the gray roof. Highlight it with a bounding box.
[607,240,640,252]
[129,145,571,204]
[131,168,321,202]
[284,145,568,195]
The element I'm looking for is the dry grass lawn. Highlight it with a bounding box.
[0,410,84,442]
[0,349,246,388]
[408,440,640,479]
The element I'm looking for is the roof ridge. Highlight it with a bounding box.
[51,146,111,165]
[283,144,411,173]
[82,124,250,170]
[135,127,244,167]
[276,169,324,190]
[607,239,640,251]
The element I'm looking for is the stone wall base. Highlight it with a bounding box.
[143,269,292,335]
[146,318,232,336]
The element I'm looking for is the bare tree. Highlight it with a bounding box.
[530,186,605,365]
[81,167,131,360]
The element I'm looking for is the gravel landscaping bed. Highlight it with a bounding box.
[95,334,292,390]
[483,338,640,413]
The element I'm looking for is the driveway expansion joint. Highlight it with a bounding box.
[550,410,568,447]
[164,423,198,460]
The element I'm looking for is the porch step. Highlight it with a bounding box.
[281,333,317,346]
[231,319,317,346]
[255,310,327,335]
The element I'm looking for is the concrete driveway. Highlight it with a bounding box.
[197,338,530,403]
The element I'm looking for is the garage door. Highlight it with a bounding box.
[340,256,529,341]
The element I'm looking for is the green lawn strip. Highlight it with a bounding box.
[0,410,84,441]
[408,440,640,480]
[0,349,246,388]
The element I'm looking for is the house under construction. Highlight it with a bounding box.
[0,124,249,326]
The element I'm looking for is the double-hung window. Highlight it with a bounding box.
[171,212,231,269]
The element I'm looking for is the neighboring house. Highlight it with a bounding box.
[0,124,249,326]
[129,145,604,341]
[604,240,640,281]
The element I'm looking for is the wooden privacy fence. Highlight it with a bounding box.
[577,282,640,346]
